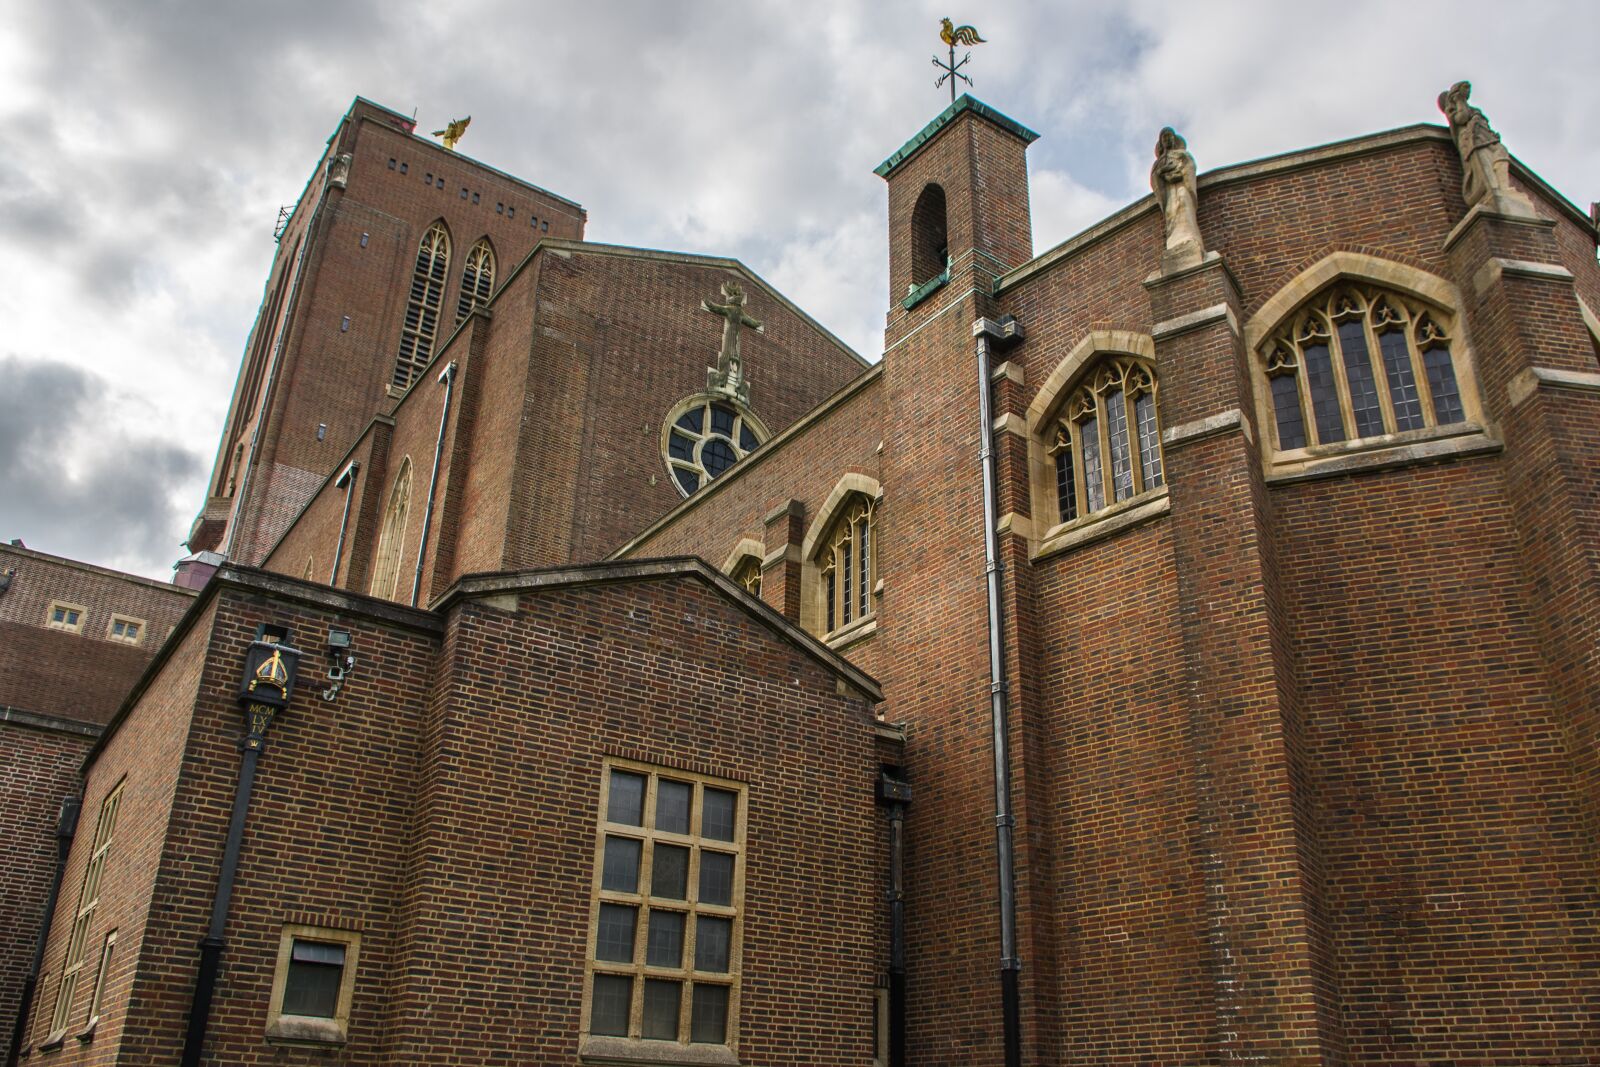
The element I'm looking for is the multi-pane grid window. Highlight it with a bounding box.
[1261,285,1468,452]
[818,495,876,635]
[586,763,744,1050]
[393,224,450,389]
[47,603,85,633]
[731,555,762,599]
[108,617,143,644]
[82,930,117,1032]
[50,782,124,1038]
[455,240,495,324]
[664,399,764,496]
[1047,359,1164,525]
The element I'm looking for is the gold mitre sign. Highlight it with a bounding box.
[238,630,301,711]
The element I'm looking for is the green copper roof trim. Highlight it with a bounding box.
[874,95,1040,179]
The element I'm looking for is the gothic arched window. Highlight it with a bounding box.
[731,555,762,599]
[1261,284,1467,452]
[661,395,767,497]
[455,239,495,324]
[393,224,450,390]
[817,495,876,635]
[369,458,412,600]
[1047,358,1164,523]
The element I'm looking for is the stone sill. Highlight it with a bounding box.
[1032,488,1171,563]
[265,1015,347,1047]
[901,270,949,310]
[1264,424,1500,485]
[825,613,878,651]
[580,1035,739,1066]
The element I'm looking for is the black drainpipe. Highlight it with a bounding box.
[5,794,80,1067]
[877,770,912,1067]
[328,461,359,586]
[973,314,1024,1067]
[410,361,457,607]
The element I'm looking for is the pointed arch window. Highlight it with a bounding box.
[730,555,762,599]
[1047,358,1164,524]
[1262,284,1468,453]
[393,225,450,390]
[455,240,495,324]
[369,458,412,600]
[818,495,876,635]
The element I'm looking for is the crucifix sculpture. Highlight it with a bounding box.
[702,281,763,404]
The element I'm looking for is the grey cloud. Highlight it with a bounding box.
[0,355,203,576]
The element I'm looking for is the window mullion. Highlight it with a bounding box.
[1327,317,1358,442]
[1363,314,1398,435]
[1409,330,1440,428]
[1097,398,1113,509]
[1125,391,1145,493]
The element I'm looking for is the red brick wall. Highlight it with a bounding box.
[0,722,92,1047]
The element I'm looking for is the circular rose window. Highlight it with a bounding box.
[662,394,768,496]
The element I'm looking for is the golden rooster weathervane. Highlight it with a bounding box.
[934,18,986,103]
[432,115,471,151]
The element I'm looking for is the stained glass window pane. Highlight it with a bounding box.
[652,844,689,899]
[1378,331,1425,431]
[596,904,636,963]
[699,851,734,906]
[695,916,731,972]
[739,425,757,451]
[1302,343,1346,444]
[690,984,729,1043]
[702,438,737,478]
[1424,347,1466,425]
[674,468,699,495]
[1337,322,1384,437]
[608,772,645,826]
[602,836,641,893]
[702,790,737,842]
[643,979,681,1040]
[1105,389,1134,501]
[591,975,631,1036]
[1055,442,1077,521]
[1270,374,1307,450]
[1134,392,1162,489]
[1080,416,1105,513]
[657,780,692,834]
[710,405,736,437]
[856,518,871,619]
[647,911,685,968]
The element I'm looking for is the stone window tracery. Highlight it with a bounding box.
[818,495,876,635]
[1046,358,1164,524]
[455,239,495,324]
[1261,284,1468,452]
[369,458,412,600]
[393,224,450,390]
[662,395,767,497]
[731,555,762,600]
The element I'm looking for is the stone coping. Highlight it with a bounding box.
[875,94,1040,179]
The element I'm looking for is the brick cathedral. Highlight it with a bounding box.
[3,83,1599,1066]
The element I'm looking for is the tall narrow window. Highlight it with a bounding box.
[49,782,124,1041]
[393,224,450,390]
[368,458,412,601]
[455,239,495,324]
[80,930,117,1035]
[909,183,949,288]
[1261,284,1471,453]
[818,495,876,635]
[585,762,744,1053]
[1047,359,1163,525]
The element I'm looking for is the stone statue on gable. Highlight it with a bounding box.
[1437,81,1534,216]
[1151,127,1204,272]
[702,281,763,404]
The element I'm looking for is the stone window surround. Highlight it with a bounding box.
[1244,252,1495,483]
[265,924,362,1047]
[799,473,883,645]
[720,538,765,600]
[47,600,88,633]
[368,456,413,600]
[660,393,771,499]
[1026,330,1170,561]
[580,758,746,1067]
[107,614,146,645]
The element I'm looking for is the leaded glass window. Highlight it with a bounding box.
[731,555,762,599]
[663,398,765,497]
[586,763,744,1049]
[1262,285,1468,452]
[1046,358,1164,525]
[818,495,876,634]
[393,224,450,389]
[455,239,495,324]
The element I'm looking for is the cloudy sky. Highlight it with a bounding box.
[0,0,1594,579]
